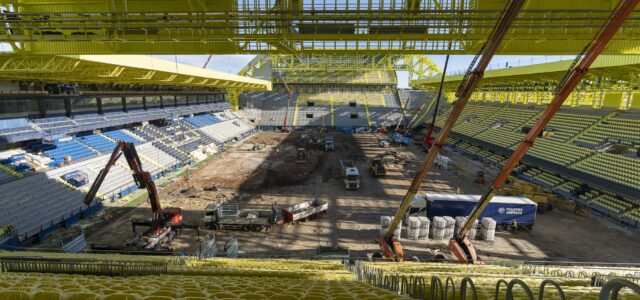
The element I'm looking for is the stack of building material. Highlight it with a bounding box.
[417,216,430,240]
[380,216,401,238]
[455,216,479,240]
[443,216,456,239]
[406,217,420,240]
[431,216,446,240]
[480,217,496,241]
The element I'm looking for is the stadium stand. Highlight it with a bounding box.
[0,103,231,144]
[0,106,256,246]
[0,173,89,239]
[402,90,431,111]
[0,252,637,300]
[273,70,396,85]
[0,255,404,300]
[436,103,640,196]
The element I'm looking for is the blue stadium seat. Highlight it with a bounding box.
[78,134,117,153]
[103,130,143,144]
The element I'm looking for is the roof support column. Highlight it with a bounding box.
[227,89,240,111]
[121,96,128,113]
[64,97,72,118]
[96,97,103,115]
[36,99,46,118]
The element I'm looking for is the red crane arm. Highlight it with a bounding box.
[83,142,125,206]
[83,142,163,224]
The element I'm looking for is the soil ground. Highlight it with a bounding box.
[85,131,640,263]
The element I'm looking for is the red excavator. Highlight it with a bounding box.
[83,142,197,251]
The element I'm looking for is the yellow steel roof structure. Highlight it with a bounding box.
[0,54,272,91]
[1,0,639,55]
[410,55,640,91]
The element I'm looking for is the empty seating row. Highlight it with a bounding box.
[572,153,640,188]
[78,133,116,153]
[0,174,87,238]
[183,114,221,128]
[576,117,640,146]
[523,139,593,166]
[0,103,231,143]
[102,130,143,145]
[28,139,99,167]
[199,119,254,143]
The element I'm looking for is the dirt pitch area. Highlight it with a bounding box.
[85,131,640,263]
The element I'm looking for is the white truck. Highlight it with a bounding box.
[325,135,335,151]
[339,160,360,190]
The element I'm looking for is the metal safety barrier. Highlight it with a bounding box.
[343,260,640,300]
[0,257,168,277]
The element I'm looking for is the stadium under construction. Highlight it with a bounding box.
[0,0,639,299]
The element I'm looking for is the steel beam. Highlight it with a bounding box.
[1,0,639,54]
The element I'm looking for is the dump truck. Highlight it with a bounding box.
[204,202,277,232]
[368,159,386,177]
[406,193,537,230]
[281,199,328,223]
[324,135,335,151]
[340,160,360,190]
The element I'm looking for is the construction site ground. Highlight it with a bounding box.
[85,131,640,262]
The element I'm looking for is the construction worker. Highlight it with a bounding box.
[456,187,461,194]
[512,220,518,232]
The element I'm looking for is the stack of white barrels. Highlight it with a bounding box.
[480,217,496,241]
[431,216,446,240]
[406,217,420,240]
[455,216,479,240]
[418,216,430,240]
[443,216,456,239]
[380,216,401,238]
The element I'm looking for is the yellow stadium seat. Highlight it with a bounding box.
[103,294,137,300]
[66,292,101,300]
[0,291,30,300]
[32,291,61,300]
[270,294,299,300]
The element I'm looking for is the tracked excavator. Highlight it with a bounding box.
[83,142,198,251]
